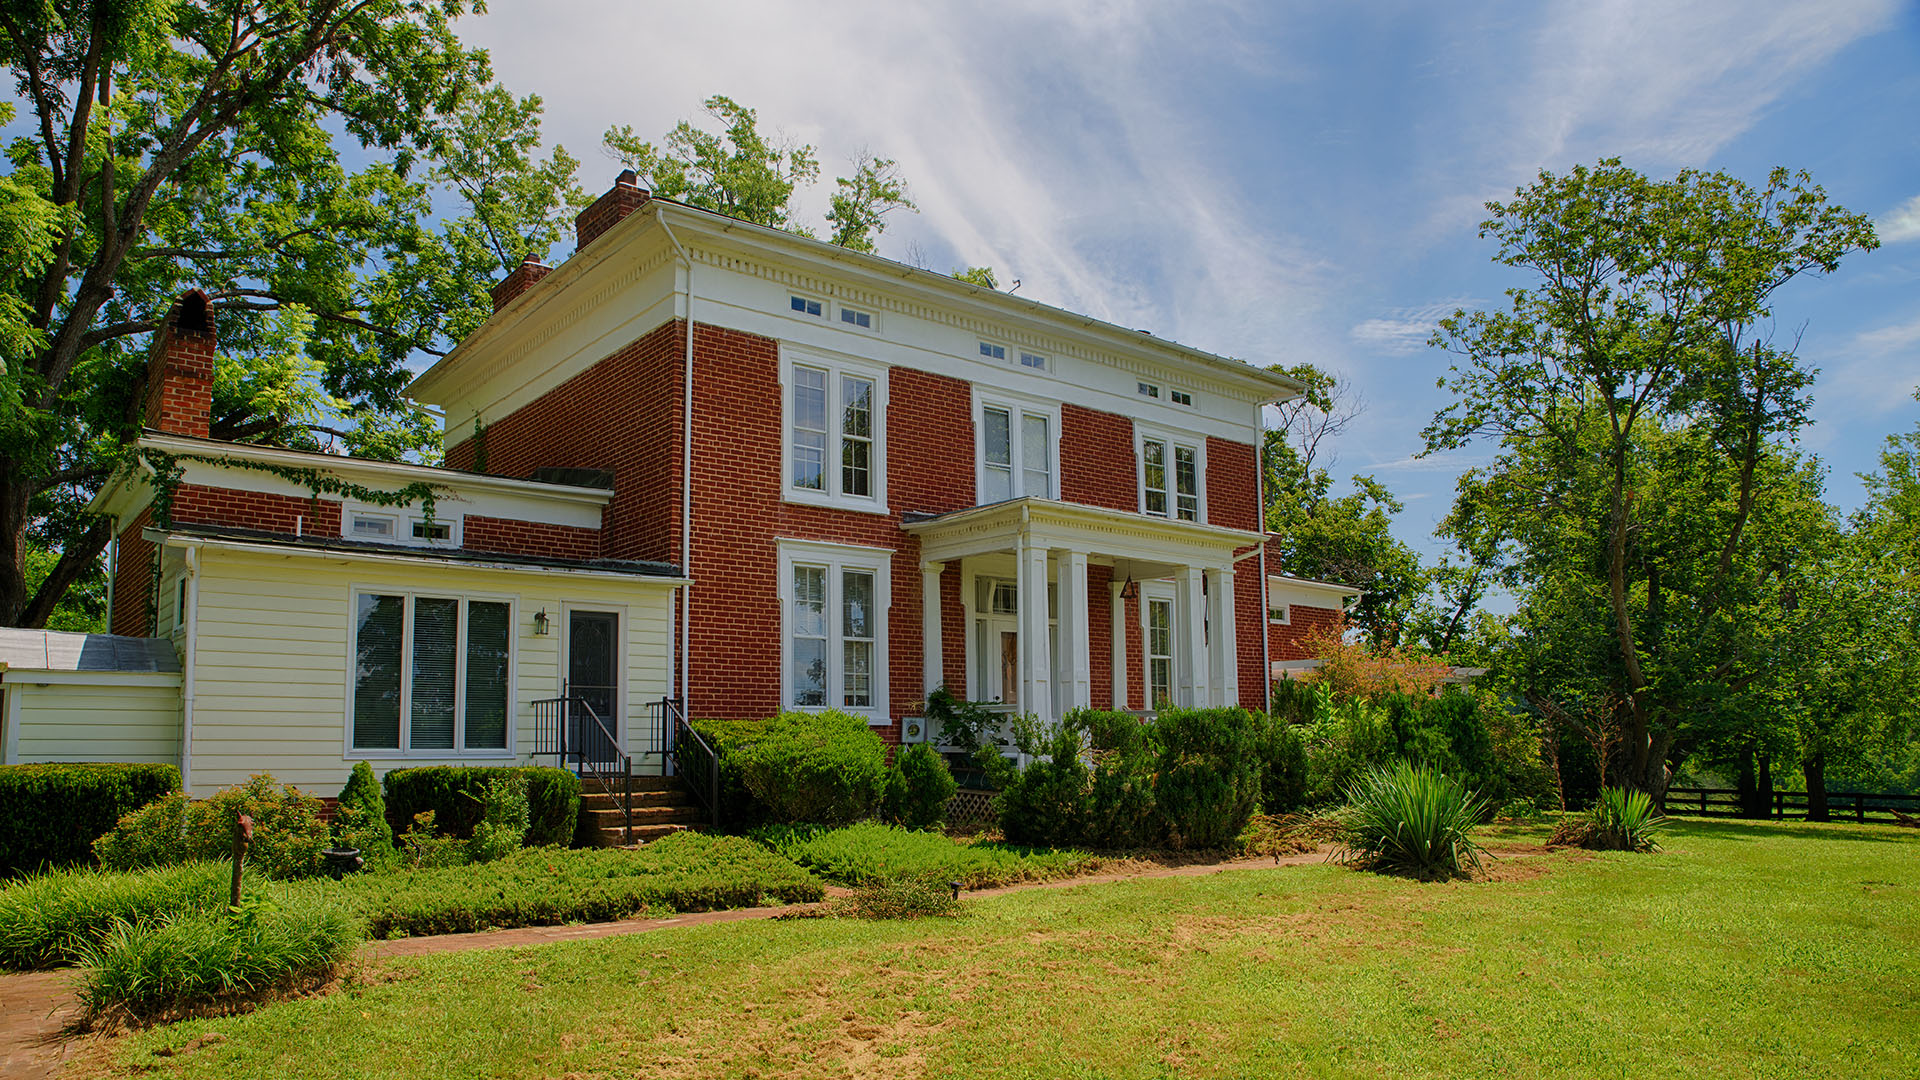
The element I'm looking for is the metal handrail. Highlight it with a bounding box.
[532,695,631,843]
[662,697,720,827]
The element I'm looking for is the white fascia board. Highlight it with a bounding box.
[146,530,690,588]
[0,669,182,688]
[85,460,159,521]
[138,434,614,508]
[1267,576,1365,606]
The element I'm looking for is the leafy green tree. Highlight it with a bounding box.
[0,0,585,629]
[952,266,998,288]
[1425,159,1877,800]
[1262,363,1426,645]
[604,96,915,251]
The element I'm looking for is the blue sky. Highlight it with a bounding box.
[471,2,1918,563]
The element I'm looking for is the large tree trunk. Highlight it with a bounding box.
[1757,752,1774,820]
[1805,752,1829,822]
[1737,745,1759,818]
[0,465,31,628]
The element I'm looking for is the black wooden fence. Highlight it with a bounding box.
[1664,786,1920,825]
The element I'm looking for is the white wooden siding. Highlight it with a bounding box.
[3,678,182,765]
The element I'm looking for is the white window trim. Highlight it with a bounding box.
[1140,581,1177,710]
[972,388,1063,505]
[343,503,463,548]
[343,586,519,760]
[788,292,825,318]
[1134,423,1208,524]
[1269,601,1290,625]
[777,539,892,724]
[836,303,879,332]
[977,339,1008,363]
[779,346,890,515]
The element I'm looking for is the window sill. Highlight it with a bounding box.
[346,750,520,760]
[781,489,892,517]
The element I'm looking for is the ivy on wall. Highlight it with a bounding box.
[135,449,447,528]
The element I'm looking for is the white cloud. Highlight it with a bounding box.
[1813,314,1920,419]
[1879,193,1920,244]
[1349,301,1472,354]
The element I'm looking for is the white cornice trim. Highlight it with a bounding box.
[147,530,689,586]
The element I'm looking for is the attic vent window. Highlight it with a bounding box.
[1019,351,1047,370]
[839,306,874,329]
[351,515,394,539]
[790,295,823,317]
[1138,382,1160,399]
[979,342,1006,361]
[1170,389,1193,407]
[412,520,451,543]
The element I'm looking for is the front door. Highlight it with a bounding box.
[567,610,620,753]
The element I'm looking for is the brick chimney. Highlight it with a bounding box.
[574,169,650,251]
[143,289,215,438]
[489,254,552,313]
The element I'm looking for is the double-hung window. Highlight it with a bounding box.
[780,541,890,721]
[350,592,513,754]
[784,350,887,512]
[1137,427,1205,522]
[976,393,1059,504]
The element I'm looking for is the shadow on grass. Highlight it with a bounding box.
[1665,817,1920,845]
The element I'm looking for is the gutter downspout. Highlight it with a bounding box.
[181,545,201,794]
[1257,407,1272,715]
[103,532,118,635]
[655,208,696,708]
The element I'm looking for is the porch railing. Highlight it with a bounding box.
[658,696,720,827]
[531,695,631,843]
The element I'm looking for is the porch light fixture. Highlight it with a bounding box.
[533,608,551,636]
[1119,578,1139,601]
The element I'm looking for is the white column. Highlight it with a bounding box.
[1019,541,1053,724]
[1059,550,1092,712]
[1211,566,1239,706]
[1109,579,1128,710]
[921,561,945,697]
[1176,565,1209,708]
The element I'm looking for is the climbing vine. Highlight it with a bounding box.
[135,448,446,529]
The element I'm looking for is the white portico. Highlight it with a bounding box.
[902,498,1262,725]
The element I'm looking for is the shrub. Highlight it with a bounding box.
[0,763,180,876]
[880,743,958,829]
[686,717,772,825]
[398,811,465,870]
[294,833,824,939]
[0,862,229,971]
[381,766,579,847]
[466,773,530,863]
[1336,761,1487,879]
[995,724,1090,847]
[1550,786,1665,852]
[1302,687,1397,805]
[1253,712,1310,814]
[332,762,394,863]
[94,774,330,880]
[1152,707,1263,849]
[74,893,359,1021]
[836,877,964,920]
[732,711,889,826]
[752,821,1099,888]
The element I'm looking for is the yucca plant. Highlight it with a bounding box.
[1335,761,1488,878]
[1552,786,1666,852]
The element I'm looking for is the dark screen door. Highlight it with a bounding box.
[567,611,619,747]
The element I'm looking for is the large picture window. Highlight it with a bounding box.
[975,393,1059,505]
[784,350,887,512]
[780,542,890,720]
[1137,427,1206,522]
[351,592,513,754]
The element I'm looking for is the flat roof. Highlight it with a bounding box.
[0,629,179,674]
[152,524,683,580]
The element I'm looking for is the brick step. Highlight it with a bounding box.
[579,775,681,794]
[582,804,702,828]
[580,788,690,811]
[619,822,693,845]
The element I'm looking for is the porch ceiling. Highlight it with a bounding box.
[900,498,1261,567]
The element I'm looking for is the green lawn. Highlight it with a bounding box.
[77,818,1920,1079]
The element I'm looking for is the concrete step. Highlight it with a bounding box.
[582,804,702,828]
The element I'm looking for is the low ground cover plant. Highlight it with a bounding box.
[752,821,1099,888]
[1550,785,1667,851]
[74,894,358,1023]
[290,832,824,938]
[0,763,180,876]
[0,861,229,970]
[1335,760,1488,878]
[93,775,330,879]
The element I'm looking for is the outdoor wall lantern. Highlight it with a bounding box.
[1119,578,1139,601]
[533,608,551,636]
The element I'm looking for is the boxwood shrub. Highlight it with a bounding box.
[692,712,889,826]
[0,763,180,876]
[381,766,580,847]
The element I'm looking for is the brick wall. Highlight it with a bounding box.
[1088,564,1114,710]
[447,319,684,567]
[143,292,216,439]
[170,484,343,535]
[1060,403,1137,511]
[1237,563,1266,709]
[1269,603,1343,661]
[109,508,156,637]
[462,515,602,560]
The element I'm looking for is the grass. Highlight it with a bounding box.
[66,817,1920,1078]
[0,862,229,970]
[751,821,1105,887]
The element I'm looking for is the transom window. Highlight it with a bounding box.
[1018,351,1047,370]
[976,394,1058,504]
[781,542,890,719]
[350,513,394,539]
[784,352,887,512]
[1138,381,1161,399]
[979,341,1006,361]
[839,305,874,329]
[344,505,461,547]
[789,295,823,317]
[1170,389,1193,407]
[351,593,512,754]
[1138,429,1204,522]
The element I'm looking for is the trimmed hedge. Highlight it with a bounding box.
[690,712,890,826]
[382,766,580,847]
[0,763,180,876]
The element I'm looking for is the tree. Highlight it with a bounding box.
[952,266,998,289]
[1425,159,1877,801]
[604,96,915,251]
[1261,362,1426,645]
[0,0,584,629]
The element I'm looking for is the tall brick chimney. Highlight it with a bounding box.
[489,254,551,313]
[143,289,215,438]
[574,169,650,251]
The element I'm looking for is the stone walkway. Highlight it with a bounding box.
[0,850,1338,1078]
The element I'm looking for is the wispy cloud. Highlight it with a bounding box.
[1815,314,1920,419]
[1878,193,1920,245]
[1349,301,1472,354]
